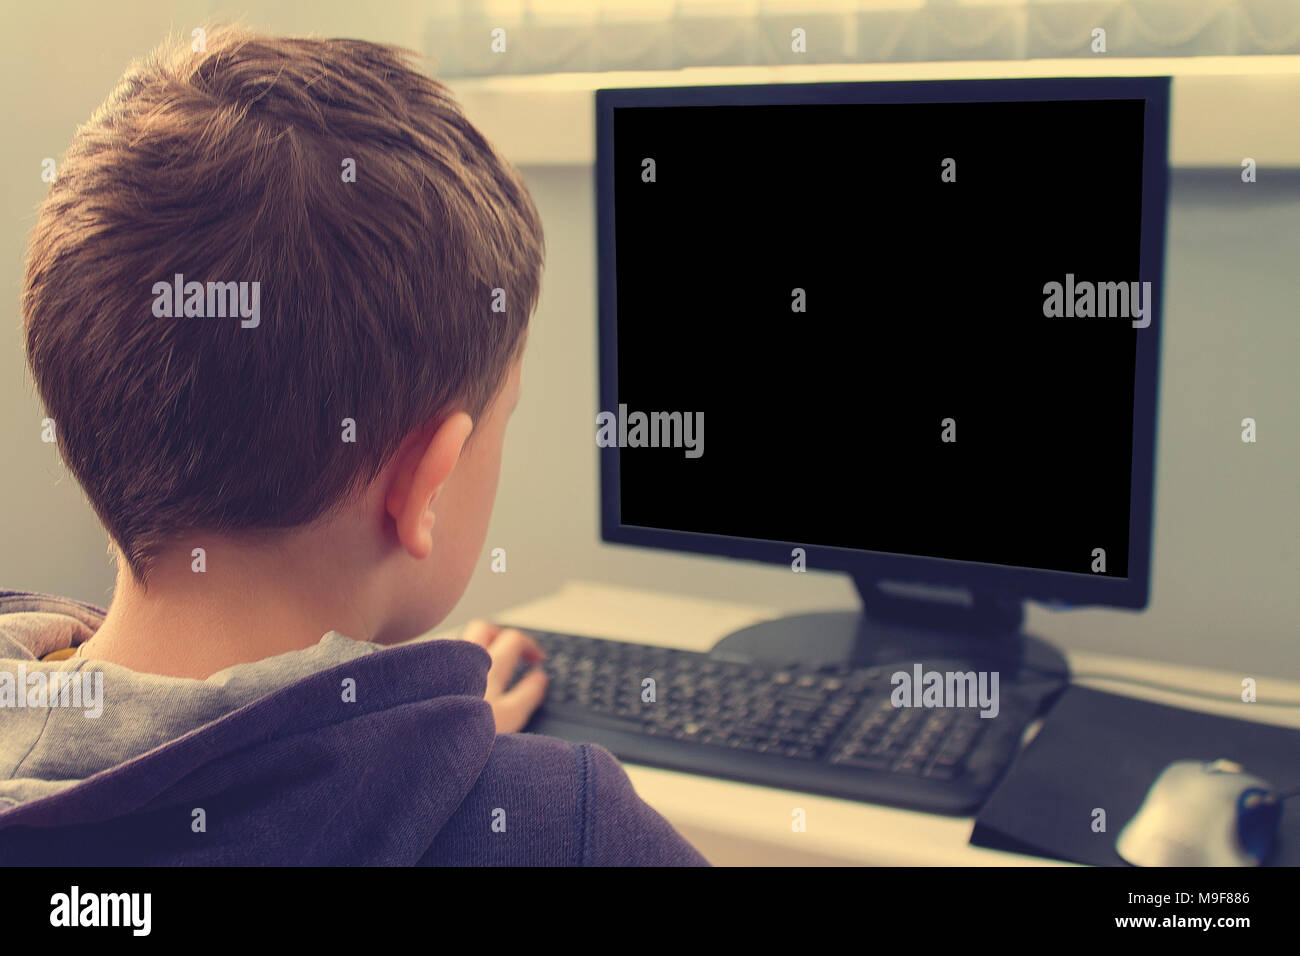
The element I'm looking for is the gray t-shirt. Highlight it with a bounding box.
[0,590,380,808]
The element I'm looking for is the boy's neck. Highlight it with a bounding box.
[79,538,380,679]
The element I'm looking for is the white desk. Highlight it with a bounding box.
[440,581,1300,866]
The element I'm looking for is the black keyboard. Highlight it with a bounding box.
[512,628,1060,815]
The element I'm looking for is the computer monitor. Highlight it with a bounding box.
[596,77,1168,669]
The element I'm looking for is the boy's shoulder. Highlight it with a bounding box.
[425,731,708,867]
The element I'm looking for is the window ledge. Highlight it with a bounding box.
[449,55,1300,167]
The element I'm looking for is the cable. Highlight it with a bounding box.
[1022,666,1300,709]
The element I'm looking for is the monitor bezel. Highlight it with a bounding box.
[597,76,1168,610]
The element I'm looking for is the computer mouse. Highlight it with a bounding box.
[1116,759,1282,866]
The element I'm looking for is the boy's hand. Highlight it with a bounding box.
[459,620,549,734]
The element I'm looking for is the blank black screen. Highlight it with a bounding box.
[613,98,1143,577]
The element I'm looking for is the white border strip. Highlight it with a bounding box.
[450,56,1300,167]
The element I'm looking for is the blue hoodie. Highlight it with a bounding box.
[0,590,707,865]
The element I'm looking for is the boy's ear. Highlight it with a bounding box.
[385,412,474,559]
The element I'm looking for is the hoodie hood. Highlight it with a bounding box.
[0,590,496,865]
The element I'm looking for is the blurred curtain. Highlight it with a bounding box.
[424,0,1300,77]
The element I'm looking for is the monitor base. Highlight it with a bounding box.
[709,575,1069,685]
[711,609,1068,679]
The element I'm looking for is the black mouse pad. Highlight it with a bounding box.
[970,684,1300,866]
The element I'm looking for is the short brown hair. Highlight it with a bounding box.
[23,27,544,580]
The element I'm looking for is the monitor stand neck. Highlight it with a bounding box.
[853,575,1024,636]
[709,573,1068,682]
